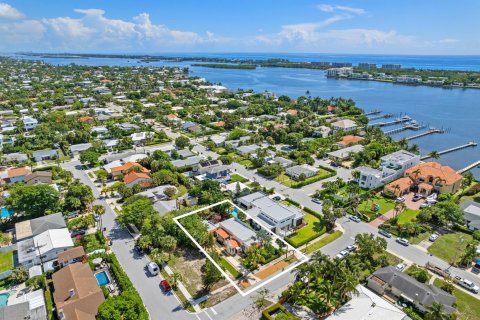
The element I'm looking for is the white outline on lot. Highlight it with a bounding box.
[173,199,309,296]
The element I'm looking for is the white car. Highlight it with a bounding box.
[396,197,405,203]
[312,198,322,204]
[346,244,357,252]
[349,216,361,223]
[458,279,480,293]
[420,202,431,209]
[395,263,406,271]
[429,233,439,242]
[335,250,349,260]
[396,238,410,246]
[147,262,159,276]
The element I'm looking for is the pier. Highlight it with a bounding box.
[364,110,382,116]
[368,113,394,121]
[384,123,427,135]
[402,128,444,141]
[420,142,477,160]
[458,160,480,174]
[369,115,411,128]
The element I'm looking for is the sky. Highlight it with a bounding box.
[0,0,479,55]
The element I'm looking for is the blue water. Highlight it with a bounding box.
[232,208,239,218]
[0,293,9,307]
[10,53,480,178]
[0,208,13,219]
[95,271,110,286]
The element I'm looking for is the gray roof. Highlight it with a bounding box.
[371,266,456,313]
[175,149,194,158]
[272,157,293,165]
[286,164,318,176]
[220,218,256,243]
[252,196,303,222]
[237,145,260,154]
[381,150,417,163]
[238,192,266,205]
[3,153,28,162]
[16,212,66,241]
[0,302,30,320]
[171,156,203,168]
[69,143,92,153]
[0,289,47,320]
[461,200,480,221]
[32,149,58,158]
[328,144,364,159]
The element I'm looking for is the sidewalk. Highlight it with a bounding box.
[369,209,396,228]
[163,265,202,313]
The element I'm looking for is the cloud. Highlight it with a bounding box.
[317,4,366,15]
[0,2,24,19]
[435,38,459,44]
[277,15,351,42]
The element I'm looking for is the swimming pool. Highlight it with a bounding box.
[0,292,9,307]
[95,271,110,286]
[0,208,13,219]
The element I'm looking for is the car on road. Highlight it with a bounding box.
[395,263,406,271]
[272,196,281,201]
[346,244,357,252]
[312,198,322,204]
[349,216,361,223]
[412,194,423,202]
[429,233,440,242]
[160,279,172,292]
[147,262,160,276]
[335,250,349,260]
[378,229,392,238]
[134,245,144,256]
[396,196,405,203]
[70,229,86,237]
[458,278,480,294]
[396,238,410,246]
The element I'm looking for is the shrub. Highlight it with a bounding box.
[262,303,298,320]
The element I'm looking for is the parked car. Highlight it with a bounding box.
[70,229,86,237]
[378,229,392,238]
[420,202,431,209]
[65,210,80,219]
[160,279,172,292]
[396,196,405,203]
[396,238,410,246]
[349,216,361,223]
[429,233,440,242]
[147,262,160,276]
[395,263,406,271]
[335,250,349,260]
[458,279,480,294]
[346,244,357,252]
[134,245,144,255]
[312,198,322,204]
[412,194,423,202]
[272,196,281,201]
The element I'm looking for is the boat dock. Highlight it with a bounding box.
[402,128,444,141]
[368,113,394,121]
[365,110,382,116]
[385,122,427,135]
[369,115,411,127]
[420,142,477,160]
[458,160,480,174]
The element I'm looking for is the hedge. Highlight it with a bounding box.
[285,229,326,248]
[262,303,299,320]
[284,198,300,207]
[303,206,323,220]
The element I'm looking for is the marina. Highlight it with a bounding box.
[420,142,477,160]
[368,115,412,127]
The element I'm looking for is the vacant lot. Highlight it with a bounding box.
[169,248,207,298]
[358,196,396,220]
[396,209,421,224]
[428,232,473,264]
[275,168,333,188]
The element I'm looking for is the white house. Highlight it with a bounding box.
[331,119,357,131]
[22,116,38,131]
[17,228,74,267]
[285,164,318,180]
[328,144,364,162]
[356,150,420,189]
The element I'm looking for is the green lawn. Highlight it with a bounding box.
[0,251,13,272]
[396,209,421,225]
[218,257,242,279]
[303,230,343,254]
[358,196,396,220]
[434,279,480,320]
[286,213,326,247]
[230,174,248,183]
[239,159,254,168]
[428,232,473,264]
[275,168,334,188]
[172,185,188,199]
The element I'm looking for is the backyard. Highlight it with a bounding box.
[275,168,334,188]
[427,232,473,264]
[396,209,421,224]
[230,174,249,183]
[0,251,13,273]
[358,196,396,220]
[434,278,480,320]
[286,213,326,248]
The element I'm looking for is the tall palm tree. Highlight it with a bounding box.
[428,150,440,159]
[411,168,422,182]
[334,266,359,305]
[424,302,452,320]
[93,204,106,235]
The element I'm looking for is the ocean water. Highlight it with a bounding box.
[11,53,480,178]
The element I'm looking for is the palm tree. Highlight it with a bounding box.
[245,245,265,270]
[171,272,182,288]
[424,302,452,320]
[334,266,359,305]
[428,150,440,159]
[411,168,422,182]
[93,204,106,235]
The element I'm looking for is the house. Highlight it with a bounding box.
[285,164,318,180]
[193,160,221,175]
[90,126,108,135]
[224,136,250,148]
[286,109,298,116]
[357,150,420,189]
[171,156,203,169]
[69,143,92,156]
[7,167,31,184]
[313,125,331,138]
[25,171,53,185]
[326,285,407,320]
[171,148,194,159]
[209,134,227,146]
[2,152,28,164]
[268,156,294,168]
[22,116,38,131]
[213,218,257,255]
[165,114,181,122]
[57,246,86,267]
[131,132,153,145]
[110,162,149,178]
[383,177,414,197]
[123,171,151,188]
[331,119,357,131]
[52,263,105,320]
[328,145,364,162]
[181,121,197,131]
[236,144,260,155]
[32,149,58,162]
[210,121,225,127]
[17,228,74,267]
[405,162,463,195]
[460,201,480,230]
[238,192,304,235]
[15,213,67,241]
[116,123,139,131]
[367,266,456,314]
[336,135,363,148]
[202,165,231,181]
[0,288,47,320]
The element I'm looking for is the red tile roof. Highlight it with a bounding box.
[405,162,462,186]
[7,167,31,178]
[123,172,150,185]
[215,228,229,239]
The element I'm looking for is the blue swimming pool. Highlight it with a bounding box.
[95,271,110,286]
[0,208,13,219]
[0,292,9,308]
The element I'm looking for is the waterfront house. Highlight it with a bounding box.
[383,177,414,197]
[32,149,58,162]
[285,164,318,180]
[460,200,480,230]
[367,266,455,314]
[404,162,463,195]
[336,135,363,148]
[15,212,67,242]
[331,119,357,131]
[52,262,105,320]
